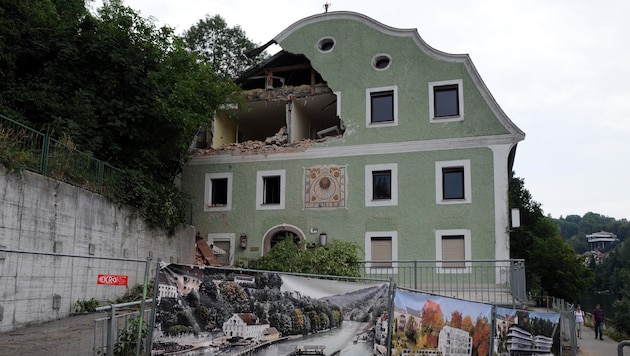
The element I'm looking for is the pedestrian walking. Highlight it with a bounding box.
[574,305,584,338]
[592,304,605,340]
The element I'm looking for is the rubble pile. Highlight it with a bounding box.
[192,138,324,156]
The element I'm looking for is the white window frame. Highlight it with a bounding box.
[429,79,464,123]
[366,85,398,127]
[207,233,235,266]
[364,231,398,272]
[365,163,398,207]
[435,229,472,274]
[435,160,471,204]
[256,169,286,210]
[204,172,233,211]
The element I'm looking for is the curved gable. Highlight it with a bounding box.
[273,11,524,139]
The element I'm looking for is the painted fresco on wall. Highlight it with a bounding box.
[495,307,560,356]
[391,289,493,356]
[304,165,347,208]
[152,264,390,355]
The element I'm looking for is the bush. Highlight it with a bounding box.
[73,298,100,313]
[254,237,361,277]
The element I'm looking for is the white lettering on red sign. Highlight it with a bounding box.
[97,274,128,286]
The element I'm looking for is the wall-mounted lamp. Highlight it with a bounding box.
[511,208,521,229]
[319,232,328,246]
[240,234,248,249]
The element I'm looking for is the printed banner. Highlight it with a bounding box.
[496,307,561,356]
[152,264,390,355]
[391,289,493,356]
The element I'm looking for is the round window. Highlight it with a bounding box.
[372,54,392,70]
[317,37,336,52]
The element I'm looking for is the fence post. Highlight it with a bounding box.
[135,257,151,356]
[97,161,105,194]
[107,303,117,356]
[146,258,162,355]
[41,134,49,175]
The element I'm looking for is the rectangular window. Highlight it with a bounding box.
[365,231,398,271]
[372,170,391,200]
[366,86,398,127]
[371,91,394,123]
[429,79,464,122]
[256,170,286,210]
[441,235,465,268]
[371,236,392,268]
[365,163,398,207]
[435,229,471,273]
[263,176,281,204]
[434,84,459,117]
[435,160,471,204]
[211,178,228,206]
[205,172,233,211]
[442,167,465,200]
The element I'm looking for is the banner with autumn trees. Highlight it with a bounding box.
[392,289,493,355]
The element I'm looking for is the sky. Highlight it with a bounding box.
[94,0,630,221]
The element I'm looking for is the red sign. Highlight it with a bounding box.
[97,274,128,286]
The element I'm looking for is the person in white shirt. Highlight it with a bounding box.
[574,305,585,339]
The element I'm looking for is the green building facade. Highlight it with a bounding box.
[181,12,525,269]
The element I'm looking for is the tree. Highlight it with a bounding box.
[184,14,266,79]
[471,317,491,356]
[612,268,630,335]
[0,0,243,234]
[528,235,593,302]
[509,173,593,301]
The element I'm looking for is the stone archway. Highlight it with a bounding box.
[261,224,306,256]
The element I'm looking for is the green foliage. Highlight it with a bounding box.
[509,173,594,302]
[254,238,362,277]
[112,315,147,356]
[73,298,100,313]
[184,15,267,79]
[0,1,248,235]
[612,268,630,336]
[528,235,593,302]
[115,281,154,304]
[0,123,40,171]
[595,241,630,294]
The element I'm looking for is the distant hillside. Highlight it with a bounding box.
[554,212,629,254]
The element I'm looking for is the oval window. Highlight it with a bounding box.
[317,37,336,52]
[372,54,392,70]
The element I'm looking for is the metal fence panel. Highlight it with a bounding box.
[358,259,526,306]
[0,113,124,197]
[0,249,150,355]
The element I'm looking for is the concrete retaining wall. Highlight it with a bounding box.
[0,168,194,332]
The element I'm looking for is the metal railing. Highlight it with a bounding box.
[357,259,526,306]
[94,299,153,356]
[0,113,124,198]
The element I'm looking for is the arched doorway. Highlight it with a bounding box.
[261,224,306,255]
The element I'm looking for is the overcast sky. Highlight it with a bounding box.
[97,0,630,221]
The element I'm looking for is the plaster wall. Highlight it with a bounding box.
[0,168,194,332]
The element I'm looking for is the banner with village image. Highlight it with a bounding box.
[152,263,391,355]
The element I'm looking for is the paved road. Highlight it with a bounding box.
[0,312,106,356]
[577,326,628,356]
